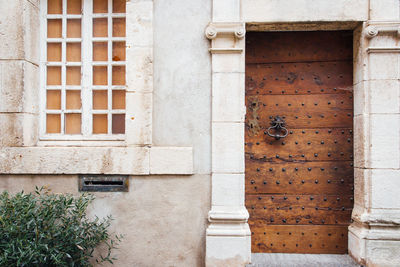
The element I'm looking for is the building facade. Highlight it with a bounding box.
[0,0,400,266]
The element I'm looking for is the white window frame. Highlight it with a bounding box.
[39,0,126,142]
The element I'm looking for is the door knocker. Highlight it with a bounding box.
[267,116,288,140]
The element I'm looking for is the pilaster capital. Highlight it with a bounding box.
[205,22,246,40]
[365,21,400,38]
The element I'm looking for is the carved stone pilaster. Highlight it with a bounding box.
[206,18,249,266]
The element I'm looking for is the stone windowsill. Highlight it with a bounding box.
[0,146,193,175]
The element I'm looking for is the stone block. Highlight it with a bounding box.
[23,61,39,113]
[369,80,400,114]
[369,114,400,168]
[349,225,400,266]
[370,169,400,209]
[212,122,244,173]
[125,92,152,145]
[0,61,24,112]
[213,0,240,22]
[369,53,399,80]
[127,0,153,47]
[348,225,367,264]
[353,81,368,116]
[242,0,368,23]
[149,147,193,175]
[126,46,153,93]
[23,0,39,64]
[0,147,150,175]
[365,209,400,224]
[212,53,244,73]
[354,168,368,210]
[206,235,250,267]
[212,36,236,49]
[353,24,368,85]
[0,0,38,62]
[366,240,400,266]
[211,173,244,206]
[0,113,38,146]
[212,73,245,122]
[354,114,369,168]
[0,0,24,59]
[369,0,400,20]
[0,61,39,113]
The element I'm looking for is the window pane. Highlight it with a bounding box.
[67,43,81,62]
[47,66,61,85]
[67,0,81,14]
[47,19,62,38]
[48,0,62,14]
[113,0,125,13]
[112,66,125,85]
[112,18,125,37]
[46,114,61,133]
[66,66,81,85]
[93,90,108,110]
[47,43,62,62]
[112,90,125,109]
[93,18,108,37]
[93,114,108,134]
[67,19,81,38]
[112,114,125,134]
[65,113,81,134]
[47,90,61,110]
[112,42,125,61]
[93,66,107,85]
[93,42,108,61]
[66,90,81,109]
[93,0,108,13]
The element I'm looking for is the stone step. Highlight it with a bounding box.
[247,253,362,267]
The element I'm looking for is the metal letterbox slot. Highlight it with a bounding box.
[79,175,129,192]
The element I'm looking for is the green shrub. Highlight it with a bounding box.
[0,187,122,267]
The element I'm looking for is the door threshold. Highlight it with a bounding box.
[247,253,362,267]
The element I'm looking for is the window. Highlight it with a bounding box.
[1,0,193,176]
[41,0,126,140]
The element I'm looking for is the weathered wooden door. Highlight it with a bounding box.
[245,31,353,254]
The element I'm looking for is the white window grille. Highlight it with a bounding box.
[40,0,126,141]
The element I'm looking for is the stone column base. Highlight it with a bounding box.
[349,223,400,267]
[206,223,251,267]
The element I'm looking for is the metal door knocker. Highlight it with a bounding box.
[267,116,288,140]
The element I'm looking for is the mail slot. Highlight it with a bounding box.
[79,175,129,192]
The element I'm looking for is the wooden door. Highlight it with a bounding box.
[245,31,354,254]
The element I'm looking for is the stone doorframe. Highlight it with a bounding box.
[205,1,400,266]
